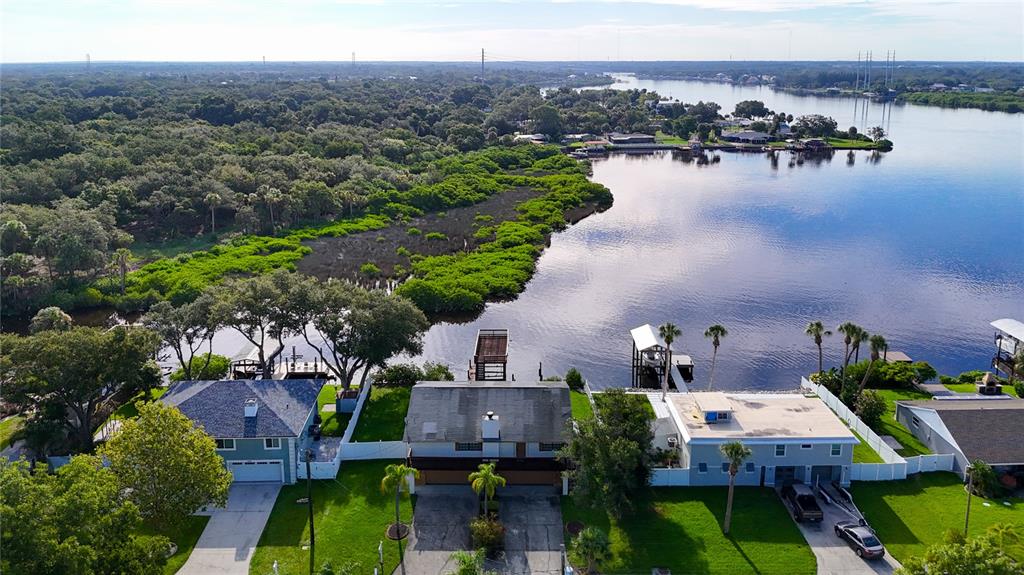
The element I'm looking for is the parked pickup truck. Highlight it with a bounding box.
[781,484,824,523]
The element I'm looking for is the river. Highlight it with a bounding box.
[417,76,1024,390]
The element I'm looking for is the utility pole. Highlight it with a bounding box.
[855,51,861,91]
[480,48,484,77]
[305,449,315,575]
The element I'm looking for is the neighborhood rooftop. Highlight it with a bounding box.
[403,380,571,444]
[669,392,857,442]
[898,399,1024,464]
[161,379,323,439]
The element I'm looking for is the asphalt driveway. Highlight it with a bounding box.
[178,483,281,575]
[489,487,563,575]
[787,491,902,575]
[399,486,479,575]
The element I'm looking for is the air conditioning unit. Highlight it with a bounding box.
[667,437,678,448]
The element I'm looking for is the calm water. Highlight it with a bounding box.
[417,77,1024,390]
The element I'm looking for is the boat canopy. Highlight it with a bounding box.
[631,324,667,352]
[991,319,1024,343]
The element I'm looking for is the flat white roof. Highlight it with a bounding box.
[695,392,732,413]
[992,319,1024,342]
[631,324,666,352]
[668,392,856,444]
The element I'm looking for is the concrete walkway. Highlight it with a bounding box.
[178,483,281,575]
[789,494,901,575]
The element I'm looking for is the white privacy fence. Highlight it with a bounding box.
[340,441,407,461]
[800,378,954,481]
[651,467,691,486]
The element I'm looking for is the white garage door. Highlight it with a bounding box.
[229,460,283,483]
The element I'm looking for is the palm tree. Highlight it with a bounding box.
[964,459,985,534]
[704,324,728,391]
[721,441,752,534]
[468,462,506,517]
[857,334,888,393]
[851,326,869,363]
[572,526,610,575]
[112,248,132,295]
[205,192,221,235]
[805,321,832,375]
[381,463,420,575]
[836,322,858,376]
[658,323,682,401]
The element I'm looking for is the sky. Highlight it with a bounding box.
[2,0,1022,63]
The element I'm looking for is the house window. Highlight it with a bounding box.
[455,442,483,452]
[775,444,786,457]
[264,438,281,450]
[831,444,842,457]
[717,412,731,421]
[539,442,564,452]
[698,462,708,473]
[721,462,731,473]
[745,462,756,473]
[800,444,812,450]
[215,439,235,451]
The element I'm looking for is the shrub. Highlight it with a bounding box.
[855,389,886,429]
[422,362,455,381]
[360,263,381,276]
[473,214,493,223]
[407,227,422,236]
[473,226,495,240]
[170,353,230,382]
[375,235,386,243]
[1015,381,1024,398]
[469,517,505,557]
[395,246,411,257]
[565,367,584,391]
[968,460,1000,498]
[571,527,610,575]
[373,363,423,388]
[425,232,447,241]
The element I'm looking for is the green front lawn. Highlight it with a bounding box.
[655,130,688,145]
[562,488,816,574]
[0,415,25,448]
[570,391,594,422]
[140,515,210,575]
[110,387,169,420]
[250,460,411,575]
[871,389,932,457]
[851,429,885,463]
[851,472,1023,563]
[351,387,410,442]
[943,382,1020,397]
[317,385,352,437]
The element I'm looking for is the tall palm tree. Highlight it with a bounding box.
[468,462,506,517]
[851,326,869,363]
[381,463,420,575]
[205,192,221,235]
[659,323,682,401]
[857,334,888,393]
[720,441,753,534]
[805,321,832,376]
[704,324,728,391]
[836,322,858,377]
[964,459,986,534]
[112,248,132,295]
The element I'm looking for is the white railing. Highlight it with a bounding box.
[800,377,954,481]
[651,467,690,486]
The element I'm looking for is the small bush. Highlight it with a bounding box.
[170,353,230,382]
[395,246,411,257]
[425,232,447,241]
[855,389,886,429]
[968,460,1001,498]
[473,226,494,240]
[407,227,422,236]
[474,214,493,223]
[360,263,381,276]
[469,517,505,557]
[565,368,584,391]
[571,526,610,575]
[375,235,386,243]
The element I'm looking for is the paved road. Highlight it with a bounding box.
[399,486,478,575]
[788,493,902,575]
[178,483,281,575]
[488,487,564,575]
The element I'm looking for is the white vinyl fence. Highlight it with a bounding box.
[651,467,691,486]
[800,378,954,480]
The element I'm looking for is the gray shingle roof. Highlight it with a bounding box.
[403,381,571,443]
[161,379,323,439]
[901,399,1024,464]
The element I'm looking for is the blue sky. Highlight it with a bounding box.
[2,0,1021,63]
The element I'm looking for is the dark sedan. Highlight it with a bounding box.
[835,521,886,559]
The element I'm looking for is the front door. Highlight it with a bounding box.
[516,442,526,458]
[774,466,797,486]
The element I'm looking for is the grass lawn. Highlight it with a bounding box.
[250,460,411,575]
[0,415,25,448]
[317,385,352,437]
[570,391,594,422]
[110,387,169,420]
[594,392,656,419]
[351,387,410,442]
[139,515,210,575]
[851,429,885,463]
[851,472,1023,563]
[562,488,816,574]
[826,137,881,149]
[655,130,688,145]
[871,389,932,457]
[943,382,1020,398]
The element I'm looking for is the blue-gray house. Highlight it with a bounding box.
[161,379,324,484]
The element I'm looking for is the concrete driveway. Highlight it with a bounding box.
[399,486,479,575]
[488,487,563,575]
[178,483,281,575]
[787,493,902,575]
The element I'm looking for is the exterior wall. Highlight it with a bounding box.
[686,441,853,486]
[410,441,556,458]
[895,405,968,477]
[216,437,293,483]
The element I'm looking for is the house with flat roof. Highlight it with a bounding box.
[664,392,857,487]
[608,132,656,145]
[895,398,1024,479]
[161,379,325,484]
[403,380,570,487]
